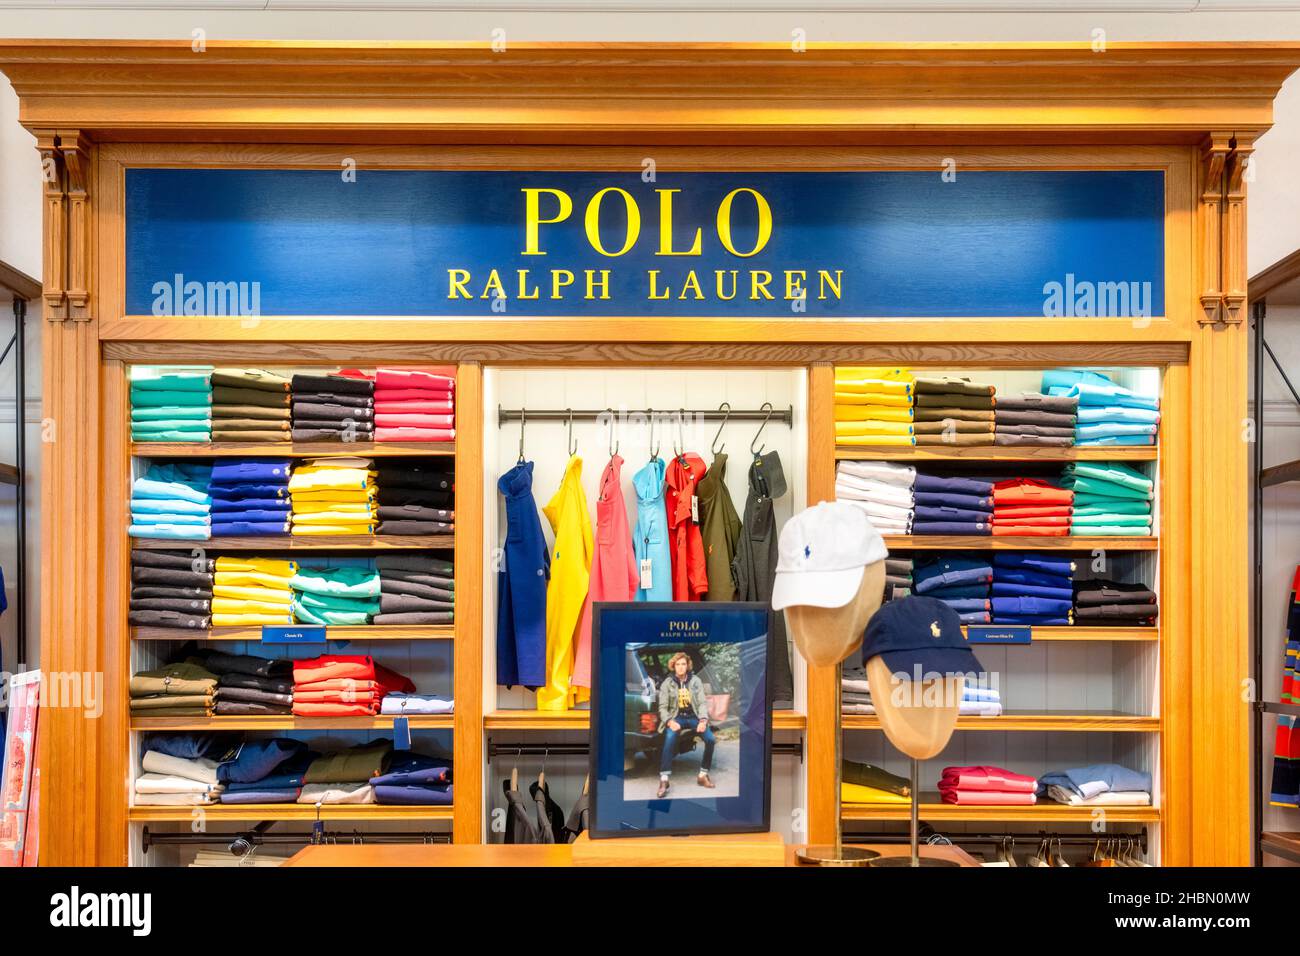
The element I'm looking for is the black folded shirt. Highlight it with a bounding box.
[1073,580,1157,606]
[376,555,454,576]
[132,550,215,573]
[291,373,374,396]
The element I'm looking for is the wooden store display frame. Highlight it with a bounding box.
[1,39,1296,866]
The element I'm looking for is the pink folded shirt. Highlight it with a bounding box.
[938,789,1037,806]
[374,413,456,428]
[939,765,1037,793]
[375,426,456,443]
[374,388,454,402]
[375,369,455,391]
[374,400,455,415]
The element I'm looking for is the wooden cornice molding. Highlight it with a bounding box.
[35,129,92,323]
[1,40,1299,144]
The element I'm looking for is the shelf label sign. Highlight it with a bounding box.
[261,625,327,644]
[966,625,1032,645]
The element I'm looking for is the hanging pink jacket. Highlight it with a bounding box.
[573,455,639,690]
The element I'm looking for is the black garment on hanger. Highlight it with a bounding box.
[502,779,539,844]
[530,779,567,844]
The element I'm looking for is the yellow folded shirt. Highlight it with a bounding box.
[834,404,915,422]
[835,366,913,383]
[841,782,911,805]
[835,420,915,437]
[833,391,913,408]
[291,524,376,536]
[290,490,377,504]
[212,584,293,604]
[836,434,916,447]
[291,511,378,525]
[211,570,294,590]
[213,556,298,577]
[211,612,294,627]
[210,595,297,616]
[290,500,375,514]
[287,468,375,492]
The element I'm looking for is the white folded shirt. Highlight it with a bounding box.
[142,750,222,785]
[135,773,225,795]
[297,782,376,805]
[837,460,917,488]
[834,474,915,507]
[133,792,222,806]
[1047,785,1151,807]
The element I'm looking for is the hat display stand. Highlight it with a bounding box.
[786,561,886,867]
[865,655,964,868]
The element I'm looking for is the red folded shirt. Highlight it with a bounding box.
[992,478,1074,506]
[993,515,1070,527]
[939,765,1037,792]
[373,400,455,415]
[375,368,455,391]
[293,654,374,685]
[293,690,380,704]
[992,525,1070,536]
[291,701,379,717]
[293,678,380,694]
[938,789,1037,806]
[376,426,455,443]
[994,505,1073,519]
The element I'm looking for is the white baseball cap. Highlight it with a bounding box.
[771,501,889,611]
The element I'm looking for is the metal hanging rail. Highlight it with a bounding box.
[496,405,793,426]
[142,824,451,855]
[842,825,1149,853]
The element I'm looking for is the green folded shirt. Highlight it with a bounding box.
[130,387,213,409]
[131,405,213,422]
[1062,475,1153,501]
[131,430,212,443]
[1070,514,1152,527]
[129,369,212,392]
[292,598,372,626]
[290,567,381,599]
[1072,497,1152,516]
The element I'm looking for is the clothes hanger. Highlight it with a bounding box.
[538,745,548,790]
[751,401,774,458]
[711,402,731,456]
[566,408,577,457]
[674,408,686,461]
[1051,837,1070,867]
[648,410,661,462]
[606,407,618,460]
[517,407,526,464]
[1028,837,1049,867]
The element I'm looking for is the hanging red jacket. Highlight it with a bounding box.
[666,452,709,601]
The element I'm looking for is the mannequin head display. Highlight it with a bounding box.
[771,501,888,667]
[861,597,983,760]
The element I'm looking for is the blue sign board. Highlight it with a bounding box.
[125,168,1164,318]
[966,625,1033,645]
[261,625,328,644]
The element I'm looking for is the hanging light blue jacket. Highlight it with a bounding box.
[632,457,672,602]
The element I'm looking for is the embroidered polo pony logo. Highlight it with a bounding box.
[930,621,942,638]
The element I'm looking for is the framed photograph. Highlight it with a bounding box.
[588,602,772,838]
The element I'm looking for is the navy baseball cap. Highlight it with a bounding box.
[862,596,983,678]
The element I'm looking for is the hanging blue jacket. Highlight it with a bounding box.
[497,461,550,689]
[632,457,672,601]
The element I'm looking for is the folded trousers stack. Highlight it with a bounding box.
[374,554,455,625]
[994,391,1078,447]
[373,367,456,442]
[210,368,291,442]
[290,372,375,443]
[130,549,215,630]
[208,458,293,537]
[832,366,915,447]
[130,366,212,443]
[911,375,995,446]
[375,460,454,535]
[130,660,217,718]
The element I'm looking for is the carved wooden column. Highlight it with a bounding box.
[34,129,107,864]
[1188,133,1251,865]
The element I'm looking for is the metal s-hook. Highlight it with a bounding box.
[566,408,578,456]
[751,401,774,457]
[648,409,660,461]
[606,408,618,458]
[674,408,686,460]
[517,407,527,463]
[711,402,731,455]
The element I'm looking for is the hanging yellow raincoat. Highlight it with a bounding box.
[538,455,594,710]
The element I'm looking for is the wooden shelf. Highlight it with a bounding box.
[131,625,454,642]
[0,462,17,486]
[1261,831,1300,864]
[843,796,1158,823]
[842,711,1158,732]
[131,441,454,458]
[967,626,1157,642]
[131,715,453,731]
[837,446,1157,462]
[1262,459,1300,488]
[484,710,807,731]
[129,804,452,823]
[131,534,453,551]
[885,535,1157,550]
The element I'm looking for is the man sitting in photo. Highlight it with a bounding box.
[657,652,716,798]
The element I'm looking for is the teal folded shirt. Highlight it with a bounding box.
[289,567,381,599]
[130,387,212,408]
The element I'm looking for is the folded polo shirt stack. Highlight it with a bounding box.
[1043,369,1161,447]
[911,473,993,535]
[939,765,1037,806]
[911,375,996,446]
[834,460,914,534]
[130,366,212,443]
[290,565,381,626]
[1037,763,1152,807]
[373,368,456,443]
[212,556,296,627]
[1073,579,1158,627]
[137,747,225,807]
[210,368,291,441]
[130,660,217,718]
[885,556,914,600]
[370,752,454,805]
[992,552,1076,625]
[840,664,1001,715]
[914,555,993,625]
[130,549,214,630]
[290,372,375,443]
[832,366,915,447]
[208,458,293,537]
[375,461,454,535]
[128,462,213,540]
[374,554,455,625]
[1059,462,1154,536]
[189,647,294,716]
[994,391,1078,447]
[289,457,378,535]
[991,478,1073,537]
[299,740,394,805]
[219,742,314,805]
[291,654,416,717]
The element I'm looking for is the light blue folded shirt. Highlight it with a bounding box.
[129,497,209,516]
[1076,406,1161,424]
[1077,423,1159,440]
[1076,435,1157,446]
[1036,763,1152,799]
[130,513,210,526]
[128,523,211,540]
[1067,382,1160,412]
